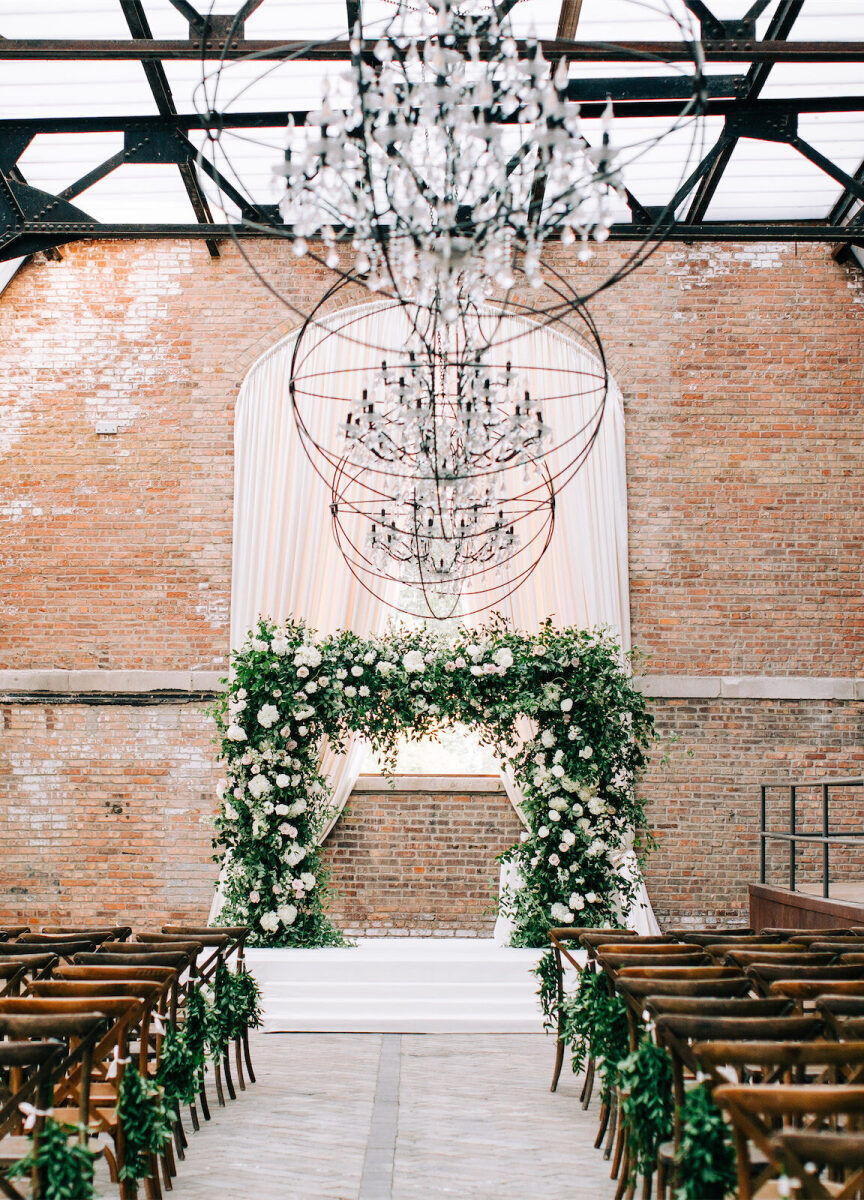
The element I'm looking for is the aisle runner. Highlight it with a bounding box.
[246,938,584,1034]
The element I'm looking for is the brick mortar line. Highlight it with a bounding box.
[0,671,862,702]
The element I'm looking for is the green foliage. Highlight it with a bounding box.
[116,1064,173,1183]
[6,1117,97,1200]
[674,1083,737,1200]
[618,1039,674,1181]
[533,949,559,1028]
[156,1023,200,1114]
[216,615,656,947]
[182,984,210,1082]
[207,964,263,1057]
[560,969,630,1100]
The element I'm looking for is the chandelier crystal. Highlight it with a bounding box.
[277,0,626,320]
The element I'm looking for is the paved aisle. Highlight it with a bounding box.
[108,1032,617,1200]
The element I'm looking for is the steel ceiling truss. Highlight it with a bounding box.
[1,0,864,264]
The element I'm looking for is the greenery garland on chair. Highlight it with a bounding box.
[559,970,630,1101]
[182,984,211,1088]
[208,964,263,1057]
[618,1038,675,1183]
[214,616,655,947]
[116,1065,173,1184]
[156,1024,201,1115]
[6,1117,97,1200]
[674,1082,737,1200]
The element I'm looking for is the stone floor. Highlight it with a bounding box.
[95,1032,617,1199]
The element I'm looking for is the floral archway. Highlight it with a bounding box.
[213,616,655,948]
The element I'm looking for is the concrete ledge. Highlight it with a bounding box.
[0,671,860,704]
[639,675,862,701]
[354,775,504,793]
[0,668,225,703]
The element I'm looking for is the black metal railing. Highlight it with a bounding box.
[760,776,864,898]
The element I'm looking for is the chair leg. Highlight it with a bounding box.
[173,1119,185,1161]
[188,1100,200,1132]
[641,1171,653,1200]
[604,1090,618,1161]
[551,1034,566,1093]
[159,1150,173,1192]
[199,1075,213,1119]
[213,1059,226,1107]
[242,1031,256,1084]
[615,1146,630,1200]
[222,1051,237,1101]
[594,1099,610,1148]
[234,1037,246,1092]
[611,1112,625,1180]
[581,1057,595,1109]
[144,1155,164,1200]
[163,1138,177,1180]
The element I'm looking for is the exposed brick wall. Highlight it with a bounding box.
[643,699,864,928]
[1,237,862,932]
[1,240,861,674]
[0,702,219,928]
[319,779,522,936]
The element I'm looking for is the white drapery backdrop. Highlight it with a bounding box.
[223,302,659,934]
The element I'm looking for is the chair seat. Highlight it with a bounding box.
[0,1135,33,1164]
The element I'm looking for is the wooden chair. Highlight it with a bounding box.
[0,1040,66,1200]
[721,949,837,970]
[715,1083,864,1199]
[42,926,132,941]
[646,996,793,1020]
[0,930,28,942]
[0,992,161,1198]
[667,926,754,941]
[548,928,586,1093]
[654,1017,825,1199]
[817,996,864,1038]
[748,962,864,997]
[770,979,864,1006]
[0,941,95,962]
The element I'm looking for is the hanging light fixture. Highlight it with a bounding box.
[289,276,607,618]
[195,0,706,323]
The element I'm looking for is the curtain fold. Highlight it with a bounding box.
[226,301,658,934]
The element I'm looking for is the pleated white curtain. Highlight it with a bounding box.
[227,301,659,934]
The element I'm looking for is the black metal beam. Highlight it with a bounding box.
[165,0,205,34]
[686,0,804,222]
[118,0,219,257]
[686,0,806,223]
[830,158,864,226]
[1,219,859,261]
[4,92,864,140]
[58,151,127,201]
[2,39,864,63]
[346,1,361,34]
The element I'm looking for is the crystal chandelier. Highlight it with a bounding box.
[278,1,627,321]
[340,350,549,602]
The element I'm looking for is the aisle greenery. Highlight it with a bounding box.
[5,1118,97,1200]
[214,616,655,946]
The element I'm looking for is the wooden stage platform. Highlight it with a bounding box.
[750,883,864,931]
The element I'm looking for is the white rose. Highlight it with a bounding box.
[466,643,483,659]
[300,872,316,890]
[287,799,307,816]
[275,775,291,789]
[537,826,550,838]
[561,698,573,712]
[271,637,289,656]
[580,746,594,759]
[259,912,279,933]
[351,665,363,677]
[336,668,348,680]
[363,652,376,665]
[548,853,560,866]
[454,657,467,669]
[226,724,246,742]
[257,704,279,729]
[520,831,530,842]
[493,648,513,669]
[237,688,247,699]
[304,680,317,694]
[298,725,308,736]
[223,802,238,821]
[251,638,268,652]
[402,650,426,674]
[551,764,565,778]
[275,803,289,815]
[541,729,555,748]
[470,665,482,676]
[344,686,357,698]
[562,830,576,847]
[296,665,310,679]
[586,892,598,904]
[569,893,586,911]
[359,685,370,697]
[532,645,545,657]
[248,774,272,799]
[277,904,298,926]
[376,661,395,676]
[548,810,561,822]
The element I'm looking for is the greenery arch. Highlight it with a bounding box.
[213,617,655,947]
